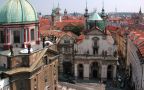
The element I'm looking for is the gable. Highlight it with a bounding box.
[57,34,74,44]
[87,29,104,35]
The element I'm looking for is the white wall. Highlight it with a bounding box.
[0,78,10,90]
[0,56,7,68]
[75,35,116,55]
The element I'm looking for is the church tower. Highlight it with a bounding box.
[64,9,68,16]
[138,7,143,23]
[0,0,40,49]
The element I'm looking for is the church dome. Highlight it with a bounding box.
[0,0,38,24]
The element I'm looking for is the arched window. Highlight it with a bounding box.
[31,29,34,41]
[92,37,99,55]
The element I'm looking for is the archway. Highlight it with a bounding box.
[107,65,113,79]
[90,62,99,78]
[63,62,72,75]
[78,64,84,79]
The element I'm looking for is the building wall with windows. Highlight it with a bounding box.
[57,34,75,75]
[73,29,118,80]
[0,47,59,90]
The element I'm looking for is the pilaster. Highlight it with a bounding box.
[74,64,78,79]
[101,65,107,81]
[84,63,90,80]
[113,65,117,79]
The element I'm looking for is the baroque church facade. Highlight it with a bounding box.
[57,7,118,81]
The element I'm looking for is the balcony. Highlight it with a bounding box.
[74,54,118,61]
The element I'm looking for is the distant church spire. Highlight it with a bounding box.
[139,6,142,15]
[84,0,89,30]
[84,0,88,17]
[102,0,104,10]
[101,1,106,19]
[64,8,67,16]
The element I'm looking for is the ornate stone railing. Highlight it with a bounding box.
[74,54,118,60]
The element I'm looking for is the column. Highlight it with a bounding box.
[101,65,107,81]
[113,65,117,79]
[27,29,30,42]
[24,29,26,42]
[22,28,28,48]
[74,64,78,79]
[7,30,10,44]
[84,63,89,80]
[36,28,40,44]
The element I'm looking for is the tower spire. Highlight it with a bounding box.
[84,0,89,30]
[85,0,88,12]
[139,6,142,15]
[102,0,104,9]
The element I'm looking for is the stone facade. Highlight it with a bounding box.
[57,28,118,80]
[73,29,118,80]
[0,47,59,90]
[57,34,75,75]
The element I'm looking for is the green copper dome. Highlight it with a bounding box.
[88,11,103,21]
[0,0,38,24]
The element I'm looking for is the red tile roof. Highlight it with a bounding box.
[55,19,84,30]
[107,26,119,31]
[76,34,85,44]
[129,30,144,57]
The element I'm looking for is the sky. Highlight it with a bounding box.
[0,0,144,15]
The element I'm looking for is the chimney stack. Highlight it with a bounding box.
[10,45,14,56]
[28,44,31,54]
[43,37,45,48]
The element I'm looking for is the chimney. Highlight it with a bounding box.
[10,45,14,56]
[28,44,31,54]
[43,37,45,48]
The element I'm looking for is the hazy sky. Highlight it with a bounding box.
[0,0,144,15]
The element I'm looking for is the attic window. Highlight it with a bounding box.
[64,39,70,44]
[102,36,106,40]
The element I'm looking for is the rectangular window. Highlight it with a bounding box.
[0,31,4,43]
[64,40,70,44]
[43,56,49,65]
[14,31,20,43]
[31,29,34,41]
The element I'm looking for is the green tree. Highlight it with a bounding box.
[70,25,84,36]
